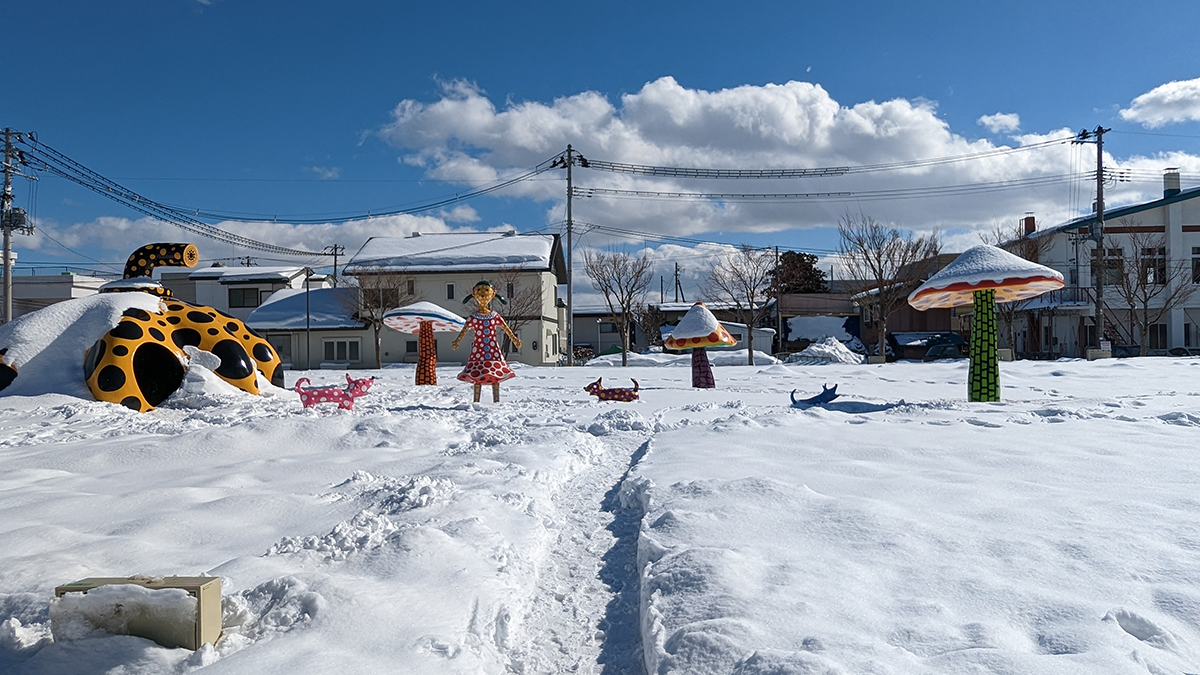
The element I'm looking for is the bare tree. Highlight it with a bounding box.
[1105,222,1196,355]
[493,267,544,355]
[633,304,669,348]
[705,244,776,365]
[980,219,1054,354]
[837,213,941,359]
[341,266,418,369]
[584,250,654,366]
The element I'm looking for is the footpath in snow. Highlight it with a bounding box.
[2,355,1200,674]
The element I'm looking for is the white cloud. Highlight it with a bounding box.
[377,77,1194,244]
[977,112,1020,134]
[1120,78,1200,128]
[309,166,341,180]
[26,213,456,271]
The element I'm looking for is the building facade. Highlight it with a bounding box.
[1017,171,1200,357]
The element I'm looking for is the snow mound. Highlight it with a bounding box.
[326,471,455,514]
[49,584,196,643]
[0,293,162,398]
[587,409,650,435]
[267,510,402,561]
[221,576,326,642]
[790,337,864,365]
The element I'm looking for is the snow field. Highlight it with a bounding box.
[0,351,1199,674]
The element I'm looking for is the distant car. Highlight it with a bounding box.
[923,344,966,362]
[1111,344,1141,358]
[1168,347,1200,357]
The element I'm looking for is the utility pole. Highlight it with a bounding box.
[775,246,783,353]
[1074,126,1110,350]
[674,262,685,303]
[324,244,344,286]
[2,129,34,324]
[566,144,575,365]
[2,129,13,324]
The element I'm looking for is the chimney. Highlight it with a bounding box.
[1023,215,1036,235]
[1164,169,1181,198]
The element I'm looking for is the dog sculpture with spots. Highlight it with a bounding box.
[584,377,639,402]
[295,374,376,410]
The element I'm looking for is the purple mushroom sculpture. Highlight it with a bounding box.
[664,302,737,388]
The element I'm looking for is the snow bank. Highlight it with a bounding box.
[788,336,864,364]
[587,349,779,367]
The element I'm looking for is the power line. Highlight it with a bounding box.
[575,136,1075,178]
[571,172,1085,203]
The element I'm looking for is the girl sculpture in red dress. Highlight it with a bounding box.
[451,281,523,402]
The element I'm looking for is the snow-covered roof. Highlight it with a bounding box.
[347,232,563,279]
[246,287,364,330]
[188,266,308,284]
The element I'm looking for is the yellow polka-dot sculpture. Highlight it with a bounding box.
[84,243,284,412]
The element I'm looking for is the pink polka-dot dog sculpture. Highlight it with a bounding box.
[294,374,375,411]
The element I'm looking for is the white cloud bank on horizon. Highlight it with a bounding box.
[977,112,1020,134]
[1120,77,1200,128]
[377,77,1197,245]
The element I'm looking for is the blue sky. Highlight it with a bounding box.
[6,0,1200,297]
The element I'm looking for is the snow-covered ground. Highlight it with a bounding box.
[4,339,1200,674]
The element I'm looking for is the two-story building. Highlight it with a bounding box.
[1017,170,1200,356]
[345,231,568,367]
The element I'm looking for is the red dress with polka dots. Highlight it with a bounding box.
[456,312,517,385]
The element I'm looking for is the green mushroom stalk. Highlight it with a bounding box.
[967,289,1000,402]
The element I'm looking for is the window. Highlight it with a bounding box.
[1149,323,1168,351]
[405,340,418,354]
[323,338,361,363]
[599,322,617,333]
[1192,247,1200,284]
[1186,323,1192,348]
[260,289,275,306]
[229,287,261,308]
[407,279,416,295]
[446,283,455,300]
[267,335,291,363]
[1092,247,1124,286]
[506,282,515,299]
[1141,247,1166,285]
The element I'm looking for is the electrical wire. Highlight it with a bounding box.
[571,172,1085,203]
[575,136,1075,178]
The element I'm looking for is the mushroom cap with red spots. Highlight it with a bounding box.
[664,302,738,350]
[908,245,1064,311]
[383,302,467,334]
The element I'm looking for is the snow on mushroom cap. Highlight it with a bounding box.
[908,245,1064,311]
[383,302,467,334]
[664,302,737,349]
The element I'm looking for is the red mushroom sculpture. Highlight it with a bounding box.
[664,302,737,388]
[382,302,467,385]
[908,245,1063,402]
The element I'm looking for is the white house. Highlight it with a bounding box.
[1015,170,1200,357]
[345,231,568,367]
[245,287,366,370]
[0,272,111,320]
[160,265,328,322]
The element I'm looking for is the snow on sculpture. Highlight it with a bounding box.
[908,245,1063,402]
[664,302,736,388]
[383,302,466,386]
[450,281,522,403]
[0,243,285,411]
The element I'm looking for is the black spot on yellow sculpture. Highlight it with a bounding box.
[83,243,285,412]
